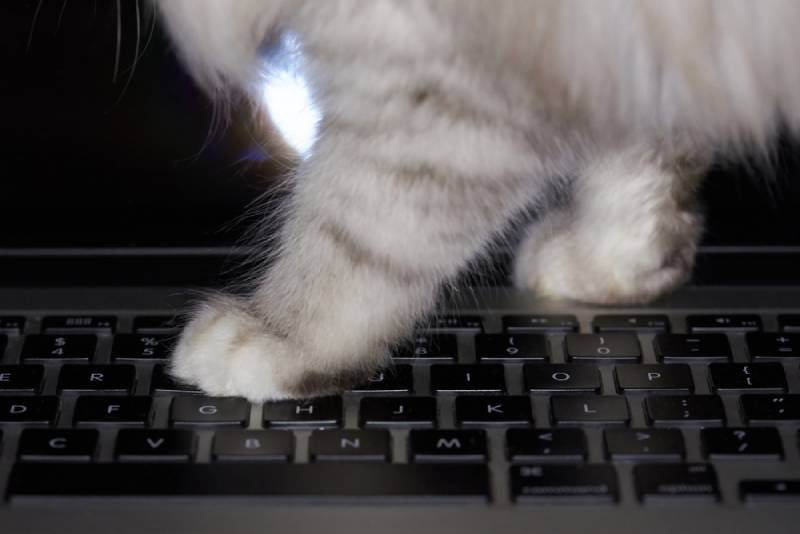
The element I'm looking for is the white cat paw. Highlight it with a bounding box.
[513,208,700,305]
[169,296,375,401]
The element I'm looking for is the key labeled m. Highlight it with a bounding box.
[436,438,462,449]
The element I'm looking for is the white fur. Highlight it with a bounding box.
[156,0,800,400]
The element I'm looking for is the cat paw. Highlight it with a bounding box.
[169,296,374,401]
[513,208,700,305]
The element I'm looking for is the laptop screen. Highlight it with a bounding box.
[3,2,800,250]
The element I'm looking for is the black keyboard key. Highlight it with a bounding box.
[133,315,180,334]
[359,397,436,428]
[709,363,787,392]
[687,314,761,333]
[21,335,96,361]
[604,429,685,461]
[593,315,669,333]
[74,396,151,426]
[747,333,800,359]
[475,334,549,361]
[506,429,587,463]
[150,365,201,394]
[409,430,487,463]
[740,480,800,503]
[0,335,5,357]
[0,396,59,424]
[741,394,800,423]
[7,463,489,501]
[170,397,249,427]
[503,315,578,333]
[645,395,726,426]
[0,365,44,393]
[456,395,532,427]
[423,315,483,333]
[524,364,601,393]
[615,364,693,393]
[702,427,783,459]
[654,334,731,361]
[565,334,641,362]
[309,430,390,462]
[430,364,505,393]
[634,463,719,502]
[18,429,98,462]
[511,464,618,503]
[112,335,173,361]
[778,315,800,333]
[58,365,136,393]
[0,316,25,334]
[212,430,293,462]
[42,316,116,334]
[551,396,629,426]
[115,429,195,462]
[392,334,457,362]
[349,365,412,394]
[263,397,341,428]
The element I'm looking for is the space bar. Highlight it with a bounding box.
[7,463,489,501]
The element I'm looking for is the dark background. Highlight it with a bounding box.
[2,0,800,250]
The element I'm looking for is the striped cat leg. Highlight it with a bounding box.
[170,117,539,401]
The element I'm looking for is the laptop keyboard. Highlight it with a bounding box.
[1,312,800,504]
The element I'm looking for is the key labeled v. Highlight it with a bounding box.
[146,437,165,449]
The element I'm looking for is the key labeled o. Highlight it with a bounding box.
[199,405,218,415]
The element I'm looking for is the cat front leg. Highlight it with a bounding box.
[514,145,709,304]
[171,111,538,401]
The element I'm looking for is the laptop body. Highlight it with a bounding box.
[1,3,800,532]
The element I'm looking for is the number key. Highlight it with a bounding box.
[22,335,96,361]
[393,334,457,362]
[565,334,641,362]
[747,333,800,359]
[654,334,731,361]
[475,334,548,361]
[112,335,174,360]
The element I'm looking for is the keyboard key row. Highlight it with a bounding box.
[9,459,799,503]
[3,394,799,426]
[5,427,790,464]
[0,361,793,397]
[7,332,800,364]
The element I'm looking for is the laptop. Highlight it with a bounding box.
[1,3,800,532]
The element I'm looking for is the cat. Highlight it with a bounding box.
[155,0,800,401]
